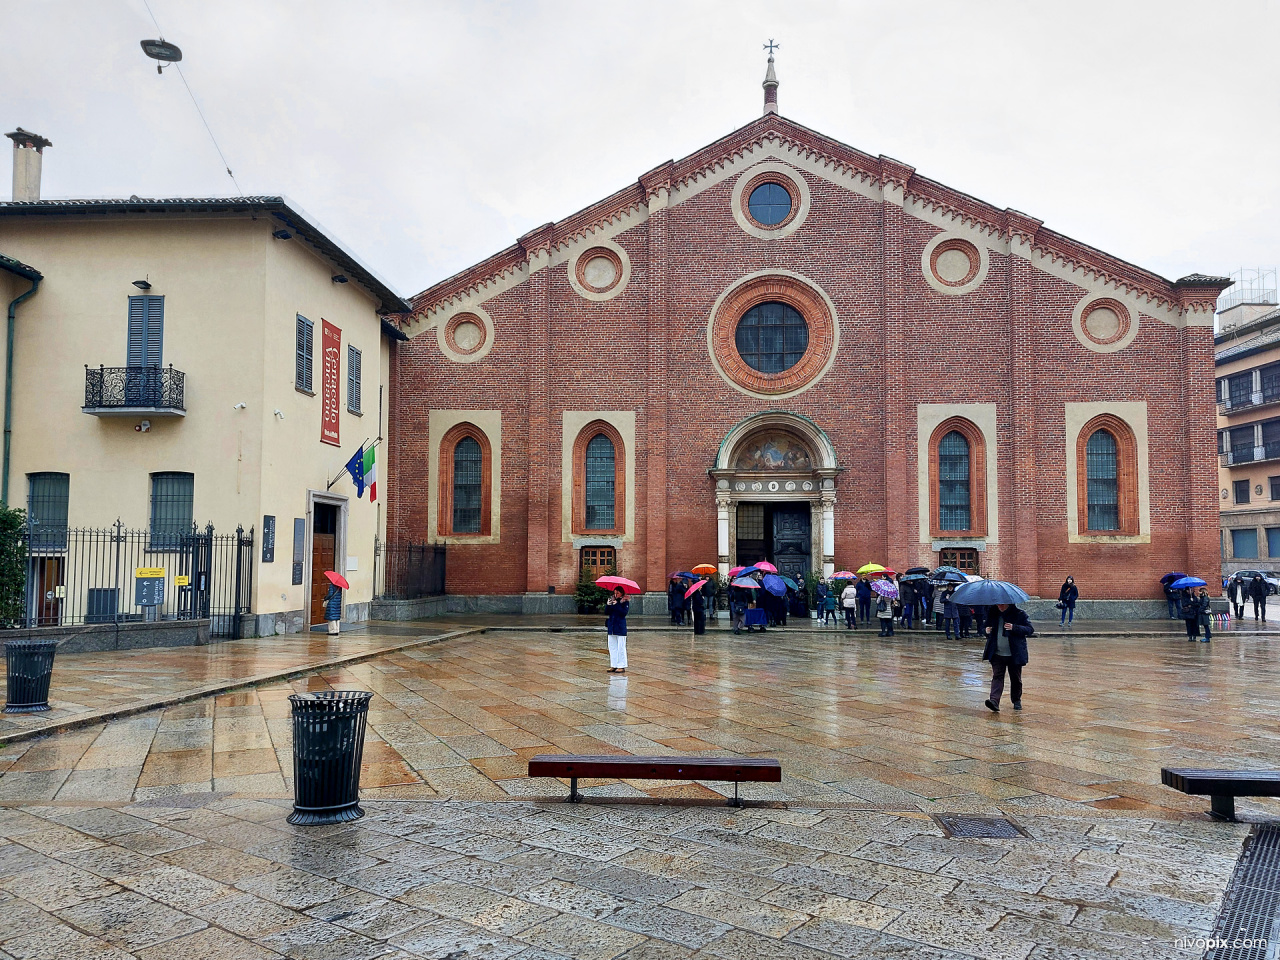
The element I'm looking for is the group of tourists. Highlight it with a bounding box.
[1223,574,1269,623]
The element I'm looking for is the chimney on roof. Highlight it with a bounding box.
[762,48,779,116]
[6,128,52,202]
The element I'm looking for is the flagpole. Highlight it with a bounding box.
[327,437,372,491]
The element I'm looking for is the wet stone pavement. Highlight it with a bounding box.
[1,620,1277,958]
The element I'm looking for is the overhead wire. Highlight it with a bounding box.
[139,0,243,196]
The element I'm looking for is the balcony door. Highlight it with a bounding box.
[126,295,164,404]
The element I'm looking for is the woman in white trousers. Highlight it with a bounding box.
[604,587,630,673]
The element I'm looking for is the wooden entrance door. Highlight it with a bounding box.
[310,503,338,626]
[772,505,811,581]
[34,557,64,626]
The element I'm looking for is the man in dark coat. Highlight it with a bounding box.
[690,584,706,635]
[1248,574,1269,622]
[900,579,916,629]
[855,577,873,625]
[982,603,1035,712]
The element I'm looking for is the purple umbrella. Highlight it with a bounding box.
[871,580,899,599]
[762,574,787,596]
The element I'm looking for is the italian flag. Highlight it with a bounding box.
[363,445,377,502]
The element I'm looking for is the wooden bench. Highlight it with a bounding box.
[1161,767,1280,821]
[528,754,782,807]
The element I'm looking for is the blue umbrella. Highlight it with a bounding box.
[1170,576,1206,590]
[735,566,761,578]
[930,570,967,585]
[951,579,1030,607]
[762,574,787,596]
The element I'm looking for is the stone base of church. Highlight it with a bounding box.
[1021,599,1179,621]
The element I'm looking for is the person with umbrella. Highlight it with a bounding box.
[941,586,960,639]
[605,586,630,673]
[1162,575,1183,620]
[322,571,348,635]
[1249,573,1269,622]
[1171,576,1207,640]
[1058,576,1079,626]
[1195,585,1213,643]
[873,579,897,637]
[950,579,1035,712]
[688,580,707,636]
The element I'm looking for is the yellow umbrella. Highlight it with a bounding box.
[691,563,718,575]
[856,562,886,576]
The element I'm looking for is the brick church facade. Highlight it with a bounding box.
[386,59,1227,605]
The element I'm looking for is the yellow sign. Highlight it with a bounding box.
[135,567,166,579]
[174,576,190,587]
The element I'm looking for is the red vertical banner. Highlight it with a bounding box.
[320,320,341,446]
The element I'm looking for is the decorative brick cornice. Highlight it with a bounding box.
[402,112,1222,331]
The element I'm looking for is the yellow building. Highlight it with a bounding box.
[1215,289,1280,579]
[0,195,410,637]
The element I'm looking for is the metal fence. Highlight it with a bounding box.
[18,521,254,637]
[373,539,445,600]
[83,365,186,412]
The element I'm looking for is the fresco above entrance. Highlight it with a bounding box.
[732,432,814,471]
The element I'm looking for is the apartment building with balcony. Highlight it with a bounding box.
[1216,287,1280,575]
[0,182,411,636]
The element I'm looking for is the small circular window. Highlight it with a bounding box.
[735,301,808,373]
[747,182,792,226]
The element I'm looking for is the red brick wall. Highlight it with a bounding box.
[390,163,1219,601]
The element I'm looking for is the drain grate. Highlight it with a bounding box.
[933,814,1027,839]
[1206,824,1280,960]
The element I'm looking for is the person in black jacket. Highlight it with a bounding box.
[982,603,1035,712]
[1058,576,1079,625]
[1248,574,1269,622]
[1181,588,1202,641]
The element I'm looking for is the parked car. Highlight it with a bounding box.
[1229,570,1280,595]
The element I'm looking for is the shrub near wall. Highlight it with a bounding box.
[0,506,27,628]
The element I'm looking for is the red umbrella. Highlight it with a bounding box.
[596,575,642,595]
[324,571,350,590]
[684,579,707,599]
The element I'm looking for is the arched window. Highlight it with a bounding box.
[928,418,987,538]
[585,435,615,530]
[938,431,971,532]
[438,424,492,537]
[1085,430,1119,531]
[1076,415,1138,535]
[452,437,483,534]
[572,421,625,535]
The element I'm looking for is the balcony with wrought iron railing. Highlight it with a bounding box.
[83,365,185,417]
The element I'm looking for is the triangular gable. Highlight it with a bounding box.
[401,114,1224,336]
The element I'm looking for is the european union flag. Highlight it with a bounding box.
[345,445,366,498]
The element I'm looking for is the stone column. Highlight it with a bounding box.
[716,493,731,578]
[821,493,836,578]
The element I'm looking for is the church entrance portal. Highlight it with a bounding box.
[735,502,811,580]
[713,413,841,580]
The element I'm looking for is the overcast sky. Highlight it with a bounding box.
[6,0,1279,305]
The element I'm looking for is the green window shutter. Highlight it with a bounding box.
[296,315,314,391]
[347,345,361,412]
[127,295,164,366]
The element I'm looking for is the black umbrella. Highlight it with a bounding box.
[905,567,930,576]
[1160,572,1187,585]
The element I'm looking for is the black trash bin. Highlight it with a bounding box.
[4,640,58,713]
[287,690,373,825]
